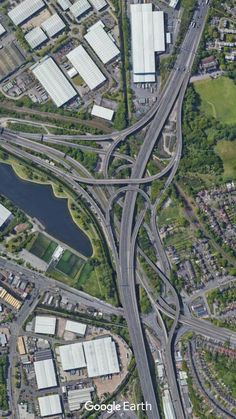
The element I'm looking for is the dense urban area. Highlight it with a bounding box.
[0,0,236,418]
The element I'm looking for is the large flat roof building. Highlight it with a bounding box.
[34,359,57,389]
[31,57,77,107]
[91,104,114,121]
[59,342,86,371]
[83,337,120,378]
[0,43,25,82]
[38,394,62,417]
[41,13,66,37]
[65,319,87,336]
[25,27,47,49]
[0,204,12,230]
[70,0,91,19]
[85,21,120,64]
[57,0,71,10]
[130,4,165,83]
[8,0,45,26]
[0,24,6,37]
[68,387,94,411]
[67,45,106,90]
[89,0,107,10]
[34,316,56,335]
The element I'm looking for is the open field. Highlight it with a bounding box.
[29,232,57,262]
[194,77,236,124]
[56,250,84,279]
[215,140,236,180]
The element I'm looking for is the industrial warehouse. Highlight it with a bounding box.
[8,0,46,25]
[66,45,106,90]
[31,57,77,107]
[130,3,165,83]
[84,20,120,64]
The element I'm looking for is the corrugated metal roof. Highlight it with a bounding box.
[38,394,62,417]
[59,342,86,370]
[57,0,71,10]
[25,27,47,49]
[85,22,120,64]
[34,359,57,389]
[83,337,120,377]
[89,0,107,10]
[70,0,91,18]
[34,316,56,335]
[41,13,66,37]
[0,204,12,228]
[91,104,114,121]
[65,319,87,336]
[0,23,6,36]
[67,45,106,90]
[8,0,45,25]
[31,57,77,107]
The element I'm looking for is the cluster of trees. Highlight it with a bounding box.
[205,350,236,399]
[0,356,8,412]
[179,85,224,179]
[0,195,27,242]
[207,286,236,309]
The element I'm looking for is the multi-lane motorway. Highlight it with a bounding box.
[0,2,222,418]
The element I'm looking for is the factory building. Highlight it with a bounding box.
[34,316,56,335]
[130,3,165,83]
[84,20,120,64]
[70,0,91,19]
[8,0,45,26]
[38,394,62,417]
[25,27,48,49]
[0,24,6,37]
[65,319,87,336]
[89,0,107,11]
[67,45,106,90]
[0,204,13,230]
[68,387,94,411]
[91,104,114,121]
[34,359,57,389]
[31,57,77,107]
[41,13,66,38]
[83,337,120,378]
[59,342,86,371]
[57,0,71,11]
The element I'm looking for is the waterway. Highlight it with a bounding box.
[0,163,93,258]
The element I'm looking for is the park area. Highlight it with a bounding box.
[194,77,236,124]
[29,232,57,263]
[215,140,236,180]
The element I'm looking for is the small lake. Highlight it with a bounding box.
[0,163,93,258]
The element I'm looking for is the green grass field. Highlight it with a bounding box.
[29,232,57,262]
[215,140,236,180]
[194,77,236,124]
[56,250,84,279]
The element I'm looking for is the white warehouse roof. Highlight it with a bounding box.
[34,359,57,389]
[41,13,66,37]
[67,45,106,90]
[8,0,45,25]
[0,204,12,229]
[38,394,62,417]
[0,23,6,37]
[34,316,56,335]
[83,337,120,377]
[25,27,47,49]
[57,0,71,10]
[31,57,77,107]
[59,342,86,371]
[130,4,165,83]
[85,21,120,64]
[68,387,94,411]
[70,0,91,19]
[65,319,87,336]
[91,104,114,121]
[89,0,107,10]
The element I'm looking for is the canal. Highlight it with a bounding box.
[0,163,93,258]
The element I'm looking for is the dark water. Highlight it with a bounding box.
[0,163,93,257]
